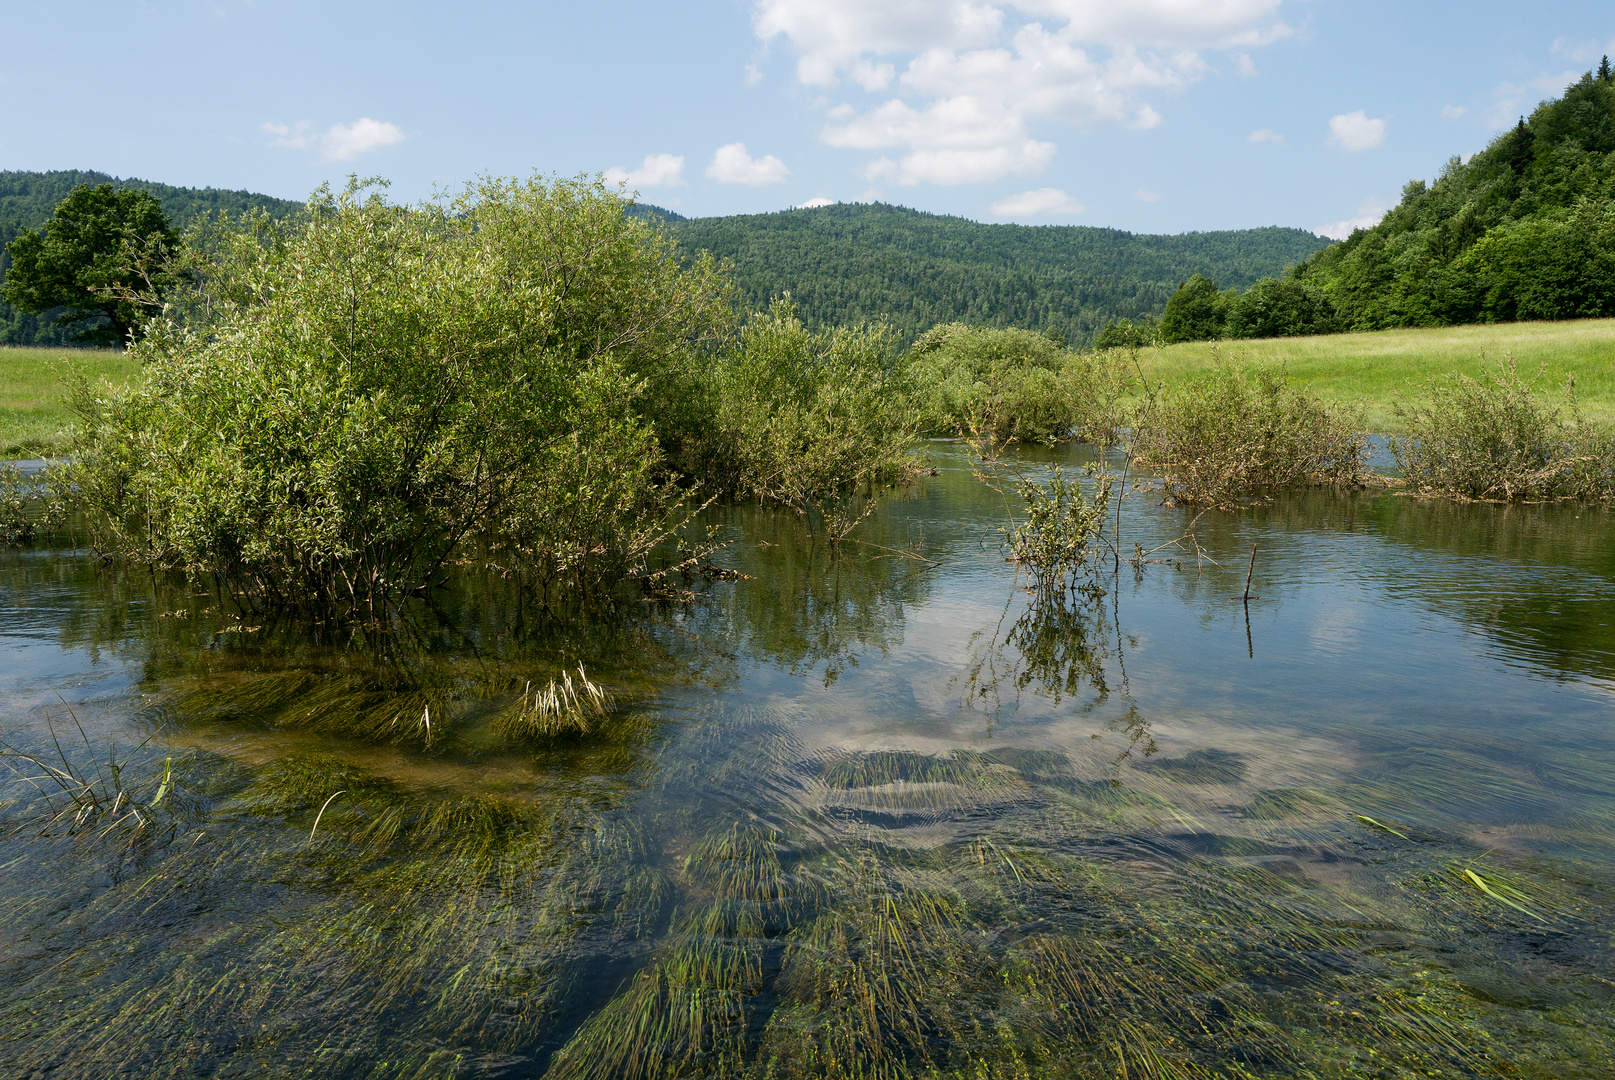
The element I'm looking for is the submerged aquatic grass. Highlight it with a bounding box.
[498,666,616,738]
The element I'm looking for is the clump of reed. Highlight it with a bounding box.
[1392,356,1615,501]
[497,665,615,737]
[1129,355,1368,506]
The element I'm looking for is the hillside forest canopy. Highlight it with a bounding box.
[0,170,1323,349]
[1145,59,1615,344]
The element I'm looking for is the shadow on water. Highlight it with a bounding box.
[2,450,1615,1077]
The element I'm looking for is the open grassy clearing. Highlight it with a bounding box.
[0,345,140,456]
[3,320,1614,460]
[1139,317,1615,433]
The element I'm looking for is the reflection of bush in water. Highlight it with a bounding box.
[695,502,936,685]
[960,592,1113,722]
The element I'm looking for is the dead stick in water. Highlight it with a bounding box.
[1224,544,1260,603]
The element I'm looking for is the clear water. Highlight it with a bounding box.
[2,444,1612,1078]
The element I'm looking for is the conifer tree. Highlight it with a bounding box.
[1600,55,1612,82]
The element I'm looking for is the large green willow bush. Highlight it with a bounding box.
[67,177,731,613]
[1392,359,1615,501]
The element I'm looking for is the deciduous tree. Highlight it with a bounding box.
[1,184,178,346]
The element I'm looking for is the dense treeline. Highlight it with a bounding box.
[0,170,302,345]
[3,171,1325,349]
[668,204,1327,345]
[1146,60,1615,344]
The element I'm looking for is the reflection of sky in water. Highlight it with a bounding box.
[4,445,1614,1077]
[679,445,1615,857]
[3,445,1613,842]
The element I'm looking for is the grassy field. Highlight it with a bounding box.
[3,319,1614,456]
[1138,318,1615,432]
[0,346,141,457]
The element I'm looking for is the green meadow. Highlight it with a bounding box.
[1138,317,1615,432]
[4,319,1615,457]
[0,345,140,456]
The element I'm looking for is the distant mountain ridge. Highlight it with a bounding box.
[0,170,304,231]
[660,203,1328,344]
[0,169,1326,348]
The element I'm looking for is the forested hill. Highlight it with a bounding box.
[1,169,1324,348]
[0,170,304,346]
[665,203,1329,343]
[0,170,304,231]
[1290,61,1615,329]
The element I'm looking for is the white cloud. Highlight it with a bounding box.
[753,0,1292,185]
[263,118,405,162]
[604,153,687,189]
[1247,127,1284,144]
[1134,187,1160,202]
[1551,35,1615,65]
[1315,198,1386,240]
[798,196,836,207]
[1232,52,1257,77]
[706,143,792,185]
[1440,104,1467,120]
[1488,69,1579,127]
[1327,110,1386,152]
[988,186,1085,217]
[745,63,765,85]
[1131,104,1164,129]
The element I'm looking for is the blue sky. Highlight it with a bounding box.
[2,1,1611,236]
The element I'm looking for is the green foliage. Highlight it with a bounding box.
[1130,357,1368,505]
[907,322,1131,444]
[0,169,303,230]
[64,176,731,613]
[686,298,918,538]
[1454,197,1615,321]
[1092,315,1160,349]
[1005,467,1112,598]
[1225,276,1340,338]
[0,462,64,543]
[670,204,1328,345]
[2,185,179,345]
[1292,65,1615,331]
[1158,273,1235,343]
[0,170,304,347]
[1391,358,1615,501]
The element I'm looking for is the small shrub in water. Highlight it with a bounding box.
[65,176,731,613]
[1006,466,1111,597]
[1129,356,1367,506]
[0,463,65,544]
[909,322,1131,445]
[688,298,919,539]
[1391,357,1615,501]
